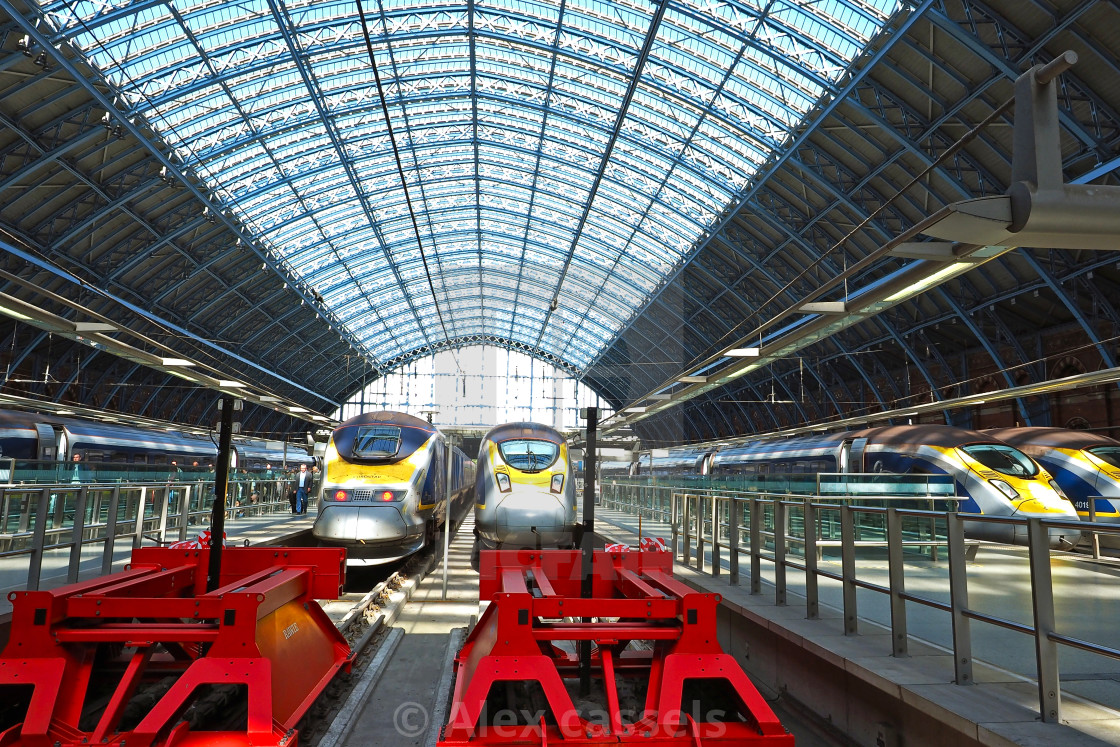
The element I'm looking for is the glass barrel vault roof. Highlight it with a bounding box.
[38,0,901,372]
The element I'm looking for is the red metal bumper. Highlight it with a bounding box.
[439,549,793,745]
[0,547,351,747]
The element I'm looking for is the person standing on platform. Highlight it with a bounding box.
[287,467,297,513]
[294,463,313,514]
[70,452,86,484]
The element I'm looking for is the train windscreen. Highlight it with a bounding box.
[499,439,559,473]
[353,426,403,459]
[960,444,1039,477]
[1087,446,1120,469]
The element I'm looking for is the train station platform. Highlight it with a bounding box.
[592,507,1120,747]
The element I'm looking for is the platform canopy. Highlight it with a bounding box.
[37,0,899,371]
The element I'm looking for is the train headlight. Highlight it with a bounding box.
[1048,479,1069,500]
[550,473,564,493]
[495,472,511,493]
[380,490,397,502]
[332,490,349,502]
[989,479,1019,501]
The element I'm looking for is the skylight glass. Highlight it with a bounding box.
[36,0,901,373]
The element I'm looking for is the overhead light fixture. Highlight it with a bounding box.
[218,380,246,388]
[289,407,309,413]
[160,358,195,366]
[0,303,32,321]
[73,322,116,333]
[878,263,972,305]
[624,407,647,413]
[725,347,760,357]
[165,369,204,383]
[798,301,847,314]
[679,375,708,384]
[720,362,764,383]
[257,396,282,402]
[55,409,75,415]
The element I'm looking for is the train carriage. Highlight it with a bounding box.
[0,409,216,464]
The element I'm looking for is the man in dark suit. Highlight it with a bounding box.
[294,463,314,514]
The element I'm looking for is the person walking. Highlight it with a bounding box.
[294,463,314,514]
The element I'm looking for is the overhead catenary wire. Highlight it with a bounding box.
[356,0,462,376]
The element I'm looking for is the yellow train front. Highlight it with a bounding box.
[313,411,450,565]
[472,422,577,568]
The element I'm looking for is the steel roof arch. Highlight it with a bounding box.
[27,0,903,373]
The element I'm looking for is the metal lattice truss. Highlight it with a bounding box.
[34,0,900,371]
[583,0,1120,443]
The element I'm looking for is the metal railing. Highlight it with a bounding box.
[0,458,307,486]
[0,478,307,593]
[601,481,1120,724]
[605,471,956,498]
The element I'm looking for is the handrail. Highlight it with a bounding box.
[600,480,1120,726]
[0,479,310,595]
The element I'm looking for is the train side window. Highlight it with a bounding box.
[1087,446,1120,469]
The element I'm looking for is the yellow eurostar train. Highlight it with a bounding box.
[471,421,577,570]
[313,411,473,565]
[987,427,1120,544]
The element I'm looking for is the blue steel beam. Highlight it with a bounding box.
[174,0,411,353]
[0,239,337,407]
[926,3,1106,153]
[0,126,106,194]
[122,22,797,151]
[553,5,781,365]
[592,0,1114,426]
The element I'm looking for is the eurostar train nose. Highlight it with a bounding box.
[495,493,568,547]
[312,504,407,542]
